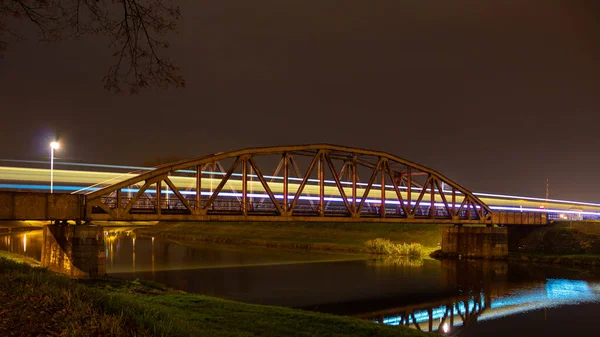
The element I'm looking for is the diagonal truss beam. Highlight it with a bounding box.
[434,178,453,219]
[357,158,384,214]
[248,157,283,215]
[412,175,432,216]
[202,158,241,212]
[288,151,321,214]
[325,152,353,215]
[122,175,166,215]
[386,161,408,216]
[164,176,193,213]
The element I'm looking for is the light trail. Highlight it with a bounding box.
[2,182,600,217]
[1,164,599,217]
[3,162,599,206]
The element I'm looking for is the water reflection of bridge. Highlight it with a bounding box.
[357,277,600,335]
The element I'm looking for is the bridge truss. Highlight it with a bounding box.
[85,144,492,223]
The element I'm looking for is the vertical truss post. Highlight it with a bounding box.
[466,198,471,219]
[156,181,162,216]
[352,154,357,213]
[195,165,202,211]
[283,153,289,214]
[249,165,254,210]
[318,151,325,216]
[430,178,435,219]
[210,162,215,195]
[242,158,248,216]
[407,166,412,217]
[380,159,386,217]
[116,188,122,210]
[452,186,456,218]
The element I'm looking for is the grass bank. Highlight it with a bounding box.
[508,252,600,266]
[0,252,432,337]
[509,220,600,255]
[134,221,443,254]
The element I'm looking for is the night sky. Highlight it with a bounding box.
[1,1,599,201]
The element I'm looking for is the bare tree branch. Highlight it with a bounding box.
[0,0,184,93]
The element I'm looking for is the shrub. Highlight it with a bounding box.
[365,239,424,257]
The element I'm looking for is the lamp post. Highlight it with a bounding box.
[50,141,60,193]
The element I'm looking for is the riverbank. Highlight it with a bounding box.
[133,221,443,254]
[505,220,600,265]
[0,251,432,337]
[430,248,600,267]
[0,220,44,233]
[508,252,600,266]
[509,220,600,254]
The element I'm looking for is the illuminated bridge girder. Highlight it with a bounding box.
[84,144,493,223]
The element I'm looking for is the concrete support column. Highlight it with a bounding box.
[41,224,106,278]
[441,226,508,259]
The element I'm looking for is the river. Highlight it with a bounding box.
[2,227,600,336]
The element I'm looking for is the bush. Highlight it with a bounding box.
[365,239,424,257]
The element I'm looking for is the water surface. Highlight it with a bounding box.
[2,228,600,336]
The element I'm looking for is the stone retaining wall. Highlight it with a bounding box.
[442,226,508,259]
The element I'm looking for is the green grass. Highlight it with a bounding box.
[509,252,600,266]
[0,253,433,337]
[0,250,41,265]
[511,220,600,255]
[135,221,444,253]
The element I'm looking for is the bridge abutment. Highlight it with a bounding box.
[441,226,508,259]
[41,224,106,278]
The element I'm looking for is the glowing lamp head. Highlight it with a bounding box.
[50,141,60,150]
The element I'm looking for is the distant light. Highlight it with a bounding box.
[50,141,60,149]
[539,205,545,209]
[442,323,449,333]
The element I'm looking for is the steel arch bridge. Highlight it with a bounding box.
[84,144,493,224]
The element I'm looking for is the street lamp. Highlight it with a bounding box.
[50,141,60,193]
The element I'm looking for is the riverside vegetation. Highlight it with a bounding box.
[365,238,425,257]
[0,251,433,337]
[508,220,600,265]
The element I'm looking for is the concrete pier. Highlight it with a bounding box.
[41,224,106,278]
[441,226,508,259]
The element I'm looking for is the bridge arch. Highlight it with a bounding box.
[85,144,492,223]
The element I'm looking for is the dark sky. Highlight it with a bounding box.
[1,0,599,201]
